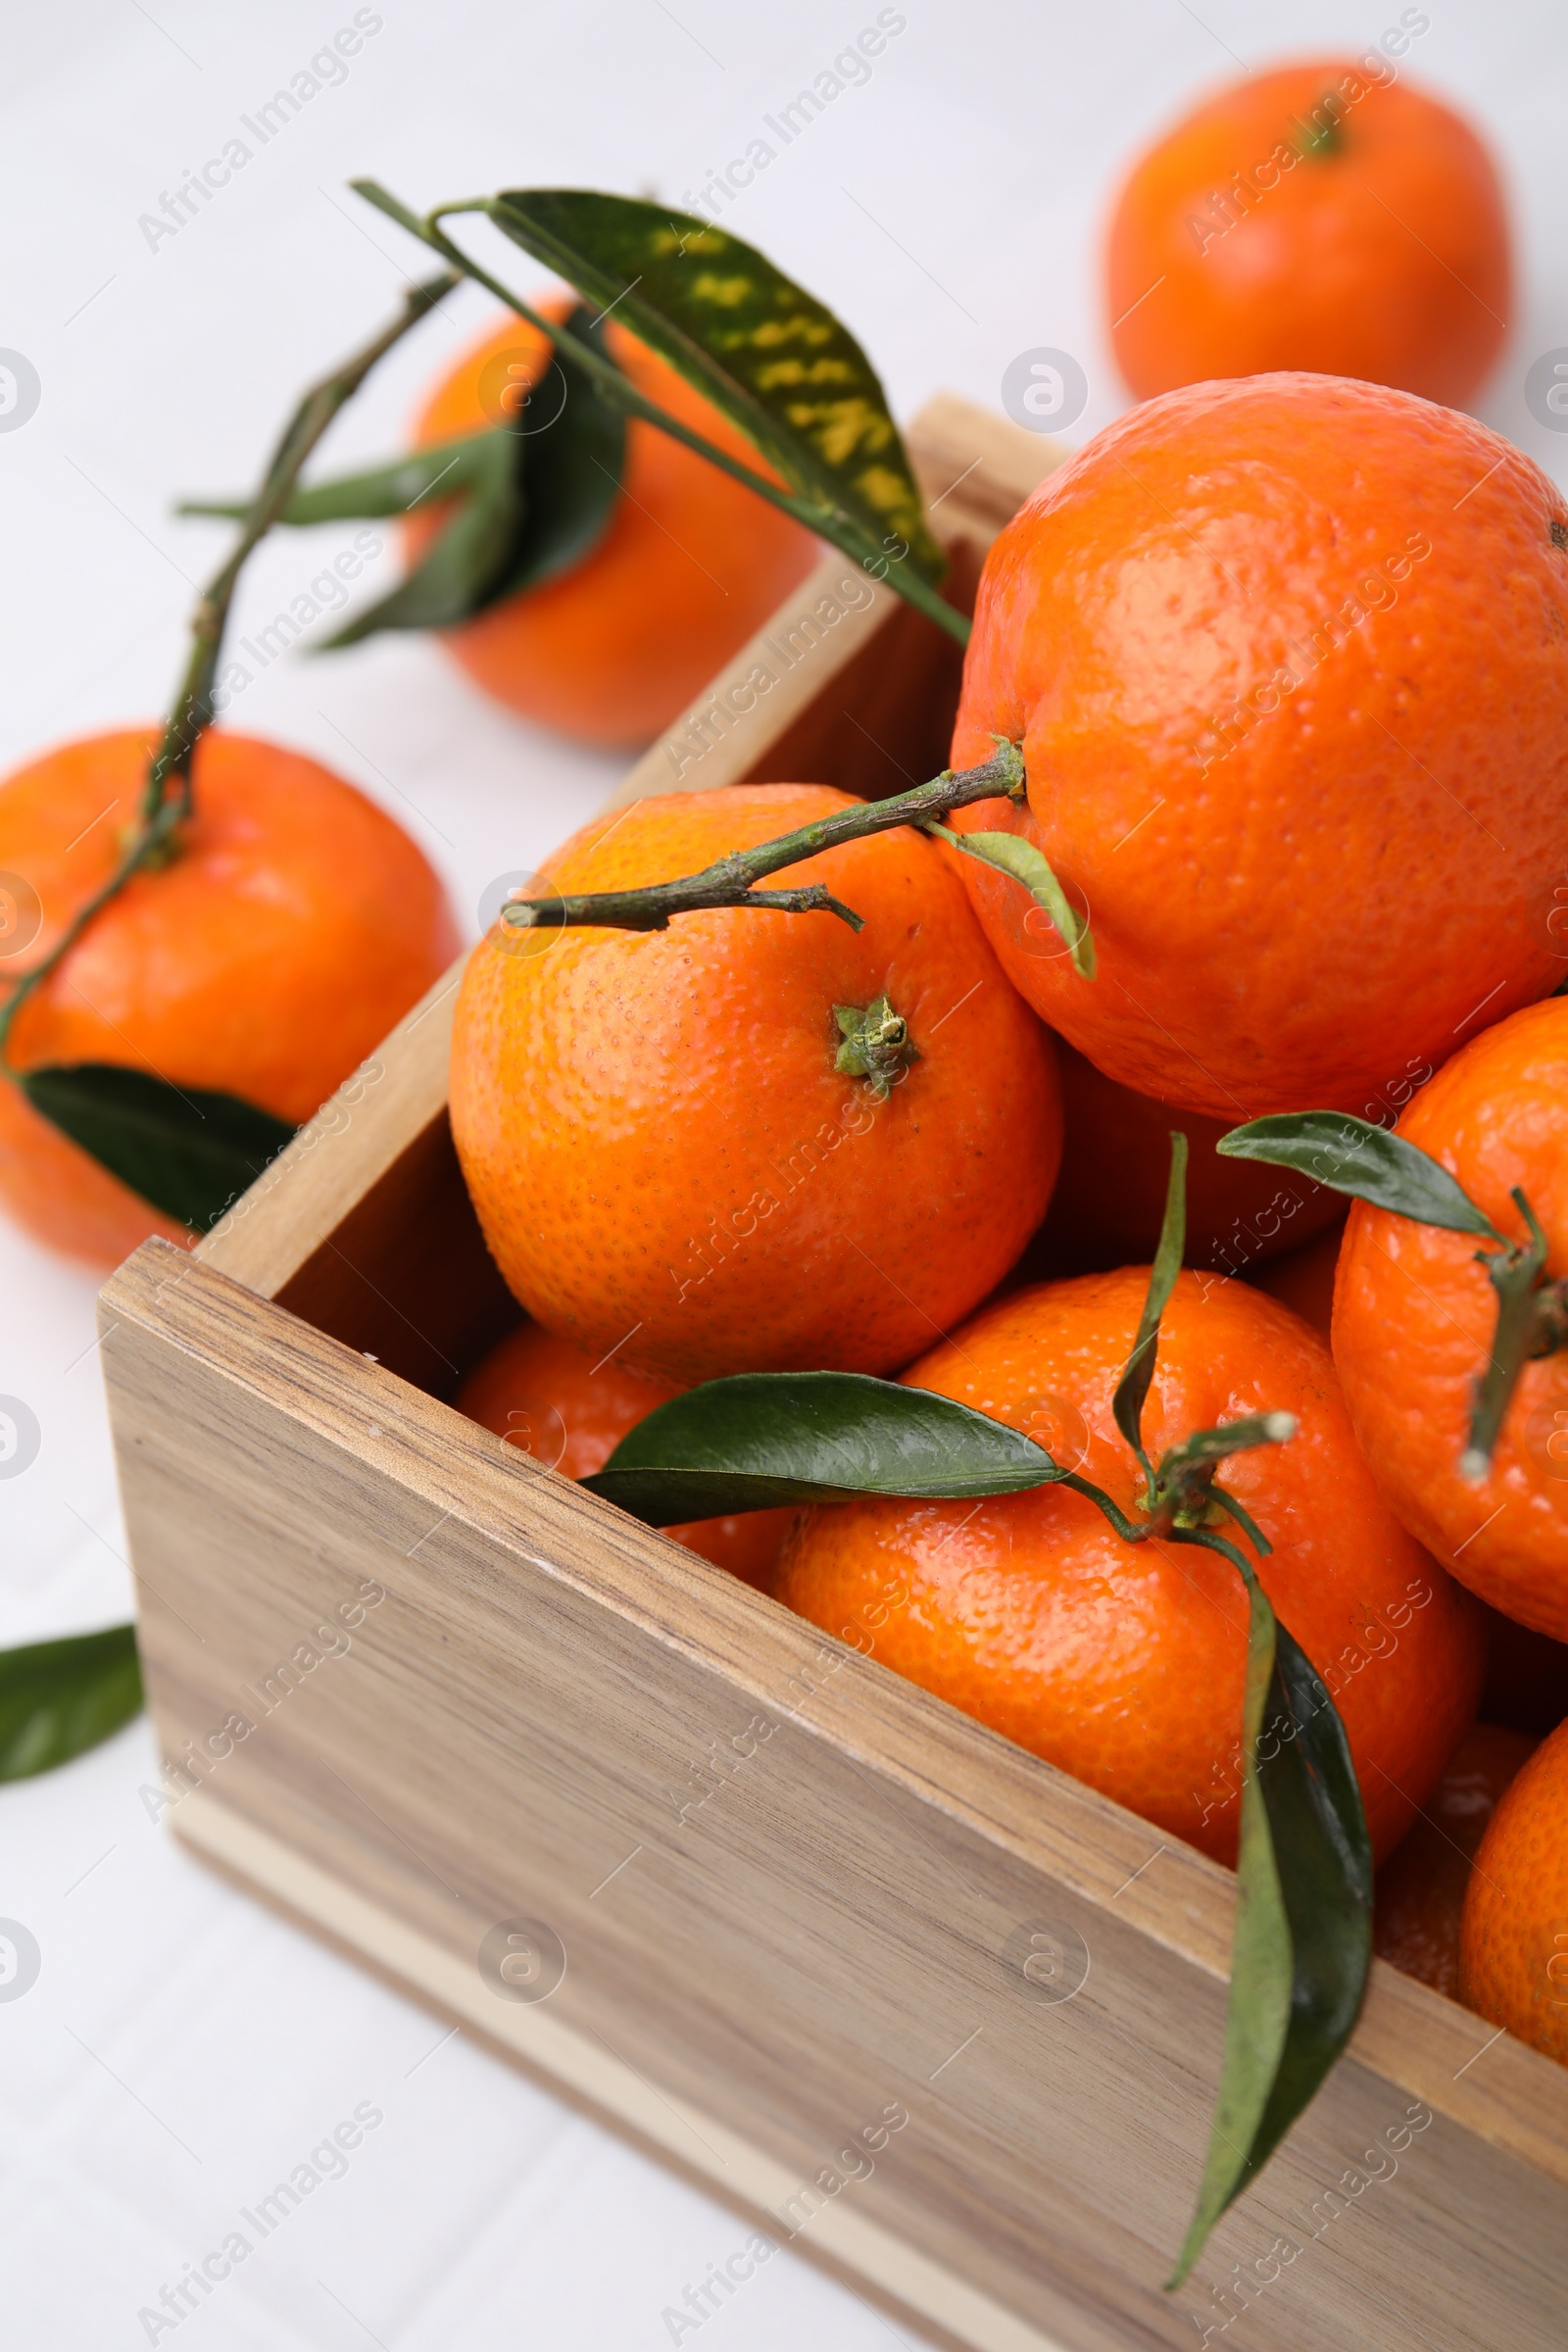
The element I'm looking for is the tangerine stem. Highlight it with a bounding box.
[1462,1187,1568,1478]
[499,741,1027,937]
[0,271,458,1071]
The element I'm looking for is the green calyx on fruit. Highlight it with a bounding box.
[1296,97,1346,159]
[833,995,918,1099]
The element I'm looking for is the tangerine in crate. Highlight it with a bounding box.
[449,784,1062,1385]
[949,375,1568,1117]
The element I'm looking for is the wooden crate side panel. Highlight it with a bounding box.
[172,1795,1069,2352]
[101,1246,1568,2352]
[743,543,980,803]
[195,963,461,1303]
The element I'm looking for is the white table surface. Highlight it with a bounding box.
[3,3,1565,2344]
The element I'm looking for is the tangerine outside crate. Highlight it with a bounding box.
[101,396,1568,2352]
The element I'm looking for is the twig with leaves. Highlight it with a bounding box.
[0,271,459,1233]
[1221,1111,1568,1478]
[223,183,971,650]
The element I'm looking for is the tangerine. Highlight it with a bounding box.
[1107,58,1510,406]
[1248,1219,1343,1342]
[1459,1712,1568,2066]
[1333,998,1568,1641]
[1373,1719,1535,1999]
[949,375,1568,1116]
[0,729,459,1265]
[449,785,1062,1386]
[1022,1035,1340,1279]
[454,1318,792,1589]
[775,1268,1482,1864]
[408,307,819,747]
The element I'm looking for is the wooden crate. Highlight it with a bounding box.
[100,397,1568,2352]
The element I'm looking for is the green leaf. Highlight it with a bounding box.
[183,303,627,647]
[179,431,504,525]
[21,1064,295,1234]
[1113,1132,1188,1470]
[1169,1553,1372,2285]
[322,427,522,642]
[1218,1112,1499,1240]
[936,827,1096,980]
[0,1624,142,1780]
[482,308,626,607]
[485,190,944,583]
[582,1369,1077,1524]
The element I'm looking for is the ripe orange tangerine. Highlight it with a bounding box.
[455,1319,792,1589]
[0,729,459,1265]
[949,375,1568,1118]
[1107,58,1510,406]
[776,1268,1482,1865]
[1373,1720,1536,2000]
[449,785,1062,1386]
[407,306,819,747]
[1333,999,1568,1642]
[1460,1713,1568,2067]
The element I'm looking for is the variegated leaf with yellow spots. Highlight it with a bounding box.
[486,189,945,583]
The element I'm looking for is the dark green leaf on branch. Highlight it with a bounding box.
[485,189,944,582]
[1168,1559,1372,2285]
[583,1369,1075,1524]
[179,432,504,525]
[0,1623,142,1780]
[21,1064,295,1233]
[1218,1112,1498,1239]
[322,427,522,640]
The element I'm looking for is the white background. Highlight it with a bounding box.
[2,2,1565,2345]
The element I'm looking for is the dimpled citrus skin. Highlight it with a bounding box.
[453,1318,793,1589]
[1460,1714,1568,2066]
[449,786,1062,1387]
[407,308,818,747]
[776,1269,1483,1866]
[0,729,459,1264]
[1374,1720,1536,2000]
[1333,999,1568,1640]
[1107,60,1510,407]
[948,375,1568,1117]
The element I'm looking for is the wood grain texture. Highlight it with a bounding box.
[175,1791,1072,2352]
[101,1242,1568,2352]
[196,963,461,1302]
[104,392,1568,2352]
